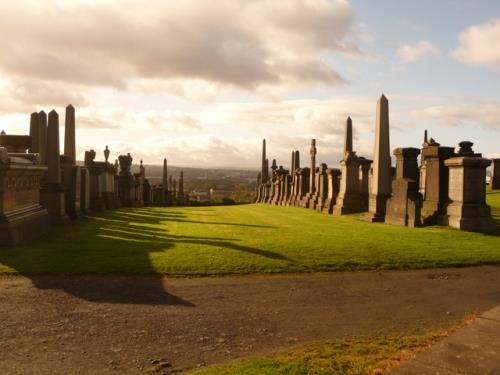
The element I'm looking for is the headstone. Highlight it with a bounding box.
[29,112,39,153]
[363,95,391,222]
[38,111,47,165]
[492,159,500,190]
[80,167,90,214]
[40,110,69,225]
[316,163,329,212]
[358,157,372,211]
[301,139,317,208]
[332,151,363,215]
[64,104,76,164]
[441,142,495,233]
[385,148,422,227]
[321,168,341,214]
[117,153,136,207]
[420,138,455,224]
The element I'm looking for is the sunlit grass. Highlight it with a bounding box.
[0,192,498,275]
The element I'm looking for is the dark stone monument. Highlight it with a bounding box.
[301,139,317,208]
[491,159,500,190]
[385,148,423,227]
[321,168,341,214]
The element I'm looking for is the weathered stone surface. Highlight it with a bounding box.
[491,158,500,190]
[64,104,76,164]
[420,139,455,225]
[440,149,495,233]
[301,139,317,208]
[333,152,364,215]
[358,157,372,211]
[29,112,39,153]
[40,110,69,225]
[363,95,391,222]
[385,148,422,227]
[315,164,329,212]
[37,111,47,165]
[0,152,50,246]
[321,168,340,214]
[80,167,90,214]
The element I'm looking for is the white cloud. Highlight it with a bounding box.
[452,19,500,68]
[396,41,439,62]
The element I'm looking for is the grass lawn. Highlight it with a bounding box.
[0,191,499,275]
[190,321,469,375]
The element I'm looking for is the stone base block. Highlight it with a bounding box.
[40,186,70,225]
[0,205,50,246]
[332,194,364,216]
[440,203,496,233]
[321,198,335,214]
[361,194,389,222]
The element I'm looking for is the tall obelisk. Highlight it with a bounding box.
[64,104,76,164]
[362,95,391,222]
[344,116,353,155]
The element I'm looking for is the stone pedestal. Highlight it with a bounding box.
[61,157,82,219]
[316,164,329,212]
[333,152,364,215]
[385,148,422,227]
[491,159,500,190]
[321,168,340,214]
[358,157,372,211]
[440,156,495,233]
[80,168,90,214]
[420,142,455,224]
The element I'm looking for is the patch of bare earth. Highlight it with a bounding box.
[1,266,500,374]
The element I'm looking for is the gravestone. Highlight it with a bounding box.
[37,111,47,165]
[29,113,39,153]
[321,168,341,214]
[358,157,372,211]
[40,110,69,225]
[332,151,363,215]
[301,139,317,208]
[441,142,495,233]
[363,95,391,222]
[316,164,329,212]
[491,159,500,190]
[80,167,90,214]
[420,138,455,224]
[385,148,422,227]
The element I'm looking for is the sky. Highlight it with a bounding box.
[0,0,499,168]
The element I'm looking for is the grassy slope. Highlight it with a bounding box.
[0,192,499,275]
[190,324,464,375]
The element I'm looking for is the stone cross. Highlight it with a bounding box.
[64,104,76,164]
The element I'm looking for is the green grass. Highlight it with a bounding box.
[0,191,499,275]
[189,325,461,375]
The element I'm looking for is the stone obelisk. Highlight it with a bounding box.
[40,110,69,224]
[310,139,317,195]
[363,95,391,222]
[261,139,268,183]
[344,116,353,155]
[38,111,48,164]
[163,158,168,190]
[29,112,39,154]
[64,104,76,164]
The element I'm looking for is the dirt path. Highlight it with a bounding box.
[1,266,500,374]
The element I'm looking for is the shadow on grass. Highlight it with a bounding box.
[0,207,285,306]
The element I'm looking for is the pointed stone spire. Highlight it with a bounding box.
[290,150,295,174]
[29,112,39,153]
[344,117,353,155]
[261,139,268,183]
[294,150,300,170]
[46,110,61,184]
[38,111,47,164]
[64,104,76,164]
[309,139,317,194]
[179,171,184,195]
[363,94,391,222]
[424,129,428,144]
[163,158,168,190]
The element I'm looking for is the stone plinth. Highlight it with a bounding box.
[321,168,340,214]
[492,159,500,190]
[61,156,82,219]
[385,148,422,227]
[80,167,90,214]
[333,152,364,215]
[420,142,455,224]
[0,151,50,246]
[441,156,495,233]
[0,135,31,153]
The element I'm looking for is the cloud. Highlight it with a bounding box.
[0,0,357,94]
[452,19,500,68]
[396,41,439,62]
[412,101,500,129]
